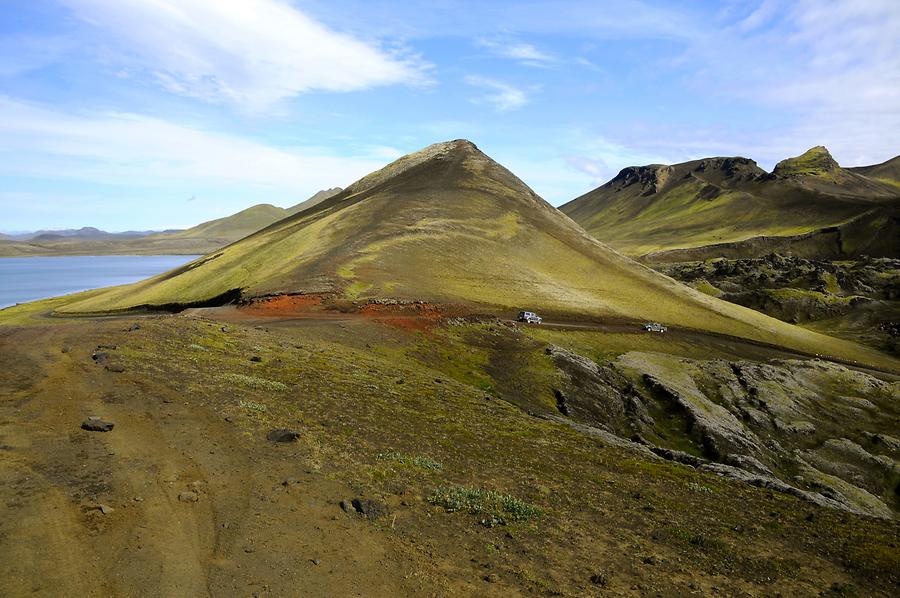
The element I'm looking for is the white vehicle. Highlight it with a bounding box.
[517,311,543,324]
[644,322,668,333]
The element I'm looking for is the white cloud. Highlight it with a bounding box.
[59,0,429,109]
[690,0,900,165]
[476,38,555,66]
[464,76,531,112]
[0,96,389,194]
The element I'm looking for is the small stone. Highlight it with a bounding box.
[340,500,353,513]
[61,346,71,354]
[250,355,262,363]
[81,419,114,432]
[127,323,141,331]
[267,429,300,443]
[105,364,126,373]
[98,504,114,514]
[351,498,387,520]
[311,559,321,566]
[590,573,609,586]
[91,351,109,363]
[178,491,199,503]
[133,497,144,502]
[484,573,500,583]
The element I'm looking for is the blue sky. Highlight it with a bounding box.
[1,0,899,231]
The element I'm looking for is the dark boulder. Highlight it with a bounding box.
[81,418,114,432]
[350,498,387,520]
[267,429,300,443]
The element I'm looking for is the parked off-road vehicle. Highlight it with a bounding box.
[644,322,668,333]
[518,311,543,324]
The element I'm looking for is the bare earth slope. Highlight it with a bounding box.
[561,147,900,260]
[57,140,896,370]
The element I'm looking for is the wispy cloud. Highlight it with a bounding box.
[464,76,532,112]
[476,38,555,66]
[59,0,430,110]
[0,96,390,194]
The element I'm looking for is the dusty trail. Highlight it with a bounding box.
[0,324,441,597]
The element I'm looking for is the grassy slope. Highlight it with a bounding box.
[562,149,899,257]
[286,187,342,216]
[54,141,897,370]
[158,204,288,242]
[1,315,897,595]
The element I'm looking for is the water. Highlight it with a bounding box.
[0,255,200,309]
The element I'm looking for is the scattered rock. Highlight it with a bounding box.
[349,497,387,520]
[98,504,114,515]
[105,364,126,373]
[339,500,354,513]
[484,573,501,583]
[61,346,71,354]
[91,351,109,364]
[250,355,263,363]
[267,429,300,443]
[178,491,199,503]
[590,572,609,586]
[81,418,114,432]
[126,323,141,331]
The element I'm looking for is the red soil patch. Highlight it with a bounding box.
[233,294,466,332]
[359,302,450,332]
[240,294,326,316]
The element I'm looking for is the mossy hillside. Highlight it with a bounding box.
[773,146,840,178]
[159,204,290,242]
[86,316,900,592]
[562,148,900,259]
[51,141,899,371]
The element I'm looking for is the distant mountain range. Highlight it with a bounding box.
[0,188,342,257]
[3,227,180,242]
[561,146,899,262]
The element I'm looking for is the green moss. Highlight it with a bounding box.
[693,278,722,297]
[428,485,541,526]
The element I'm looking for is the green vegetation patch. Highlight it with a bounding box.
[377,450,443,471]
[239,399,268,412]
[222,373,289,392]
[428,485,541,526]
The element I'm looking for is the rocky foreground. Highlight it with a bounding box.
[0,309,898,597]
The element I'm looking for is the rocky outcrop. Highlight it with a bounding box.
[545,346,900,518]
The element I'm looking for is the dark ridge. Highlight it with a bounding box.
[52,287,243,317]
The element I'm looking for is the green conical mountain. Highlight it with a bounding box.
[561,148,900,260]
[160,203,290,243]
[58,140,892,365]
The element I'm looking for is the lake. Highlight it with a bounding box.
[0,255,200,309]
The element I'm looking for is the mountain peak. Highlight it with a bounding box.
[773,146,840,177]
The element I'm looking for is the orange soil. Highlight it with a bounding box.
[237,294,461,332]
[240,294,325,316]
